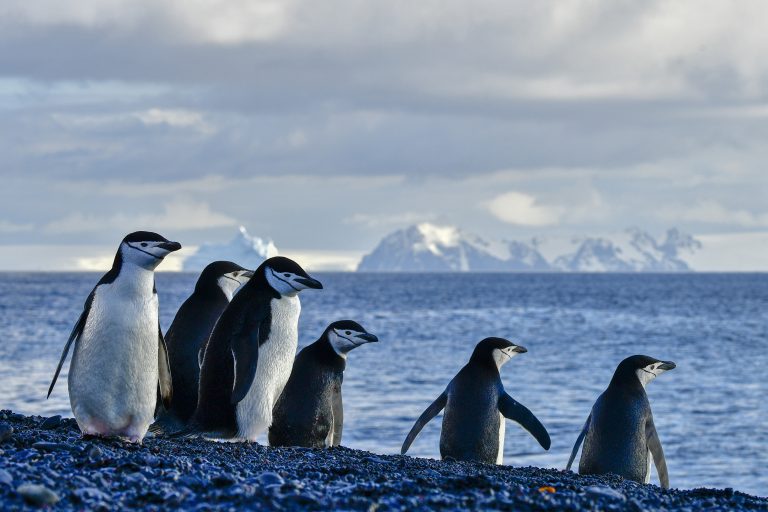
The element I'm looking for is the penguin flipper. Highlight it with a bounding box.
[401,392,447,455]
[158,324,173,409]
[331,386,343,447]
[498,392,551,450]
[566,414,591,471]
[646,417,669,488]
[47,290,94,398]
[230,317,263,405]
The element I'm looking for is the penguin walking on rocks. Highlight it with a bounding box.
[269,320,378,448]
[566,355,676,488]
[401,337,550,464]
[47,231,181,442]
[191,256,322,442]
[153,261,253,431]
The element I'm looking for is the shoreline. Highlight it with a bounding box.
[0,411,765,511]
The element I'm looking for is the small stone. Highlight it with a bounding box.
[585,485,626,502]
[39,415,62,430]
[0,468,12,486]
[85,445,104,459]
[17,483,60,506]
[421,469,441,479]
[32,441,70,452]
[142,454,161,467]
[0,423,12,442]
[212,473,236,487]
[257,471,284,486]
[73,487,111,502]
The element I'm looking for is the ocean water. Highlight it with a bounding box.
[0,272,766,497]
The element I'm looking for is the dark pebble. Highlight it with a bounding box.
[17,483,60,506]
[32,441,71,452]
[73,486,111,502]
[39,415,62,430]
[212,473,236,487]
[0,423,13,442]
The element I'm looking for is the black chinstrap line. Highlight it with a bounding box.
[333,330,362,346]
[127,243,163,260]
[271,269,301,292]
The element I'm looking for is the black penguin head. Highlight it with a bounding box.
[196,261,254,300]
[260,256,323,296]
[324,320,378,358]
[611,355,676,388]
[470,337,527,369]
[119,231,181,270]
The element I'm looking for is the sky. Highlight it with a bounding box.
[0,1,767,271]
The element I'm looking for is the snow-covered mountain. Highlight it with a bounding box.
[182,226,278,272]
[548,228,702,272]
[357,223,702,272]
[356,223,549,272]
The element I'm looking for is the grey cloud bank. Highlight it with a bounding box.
[0,1,766,270]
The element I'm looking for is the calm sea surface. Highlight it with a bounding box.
[0,272,766,496]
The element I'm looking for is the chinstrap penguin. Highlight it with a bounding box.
[153,261,252,431]
[269,320,378,448]
[191,256,322,442]
[566,355,676,488]
[401,337,551,464]
[47,231,181,442]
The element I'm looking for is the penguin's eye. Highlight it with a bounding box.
[345,331,351,335]
[141,243,148,247]
[284,273,291,278]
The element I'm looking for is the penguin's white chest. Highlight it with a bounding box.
[68,274,159,440]
[236,295,301,441]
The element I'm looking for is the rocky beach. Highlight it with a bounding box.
[0,411,765,511]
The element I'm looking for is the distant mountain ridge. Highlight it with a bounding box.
[357,223,701,272]
[182,226,278,271]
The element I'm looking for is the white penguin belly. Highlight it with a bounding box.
[236,295,300,442]
[69,284,159,441]
[496,413,506,464]
[645,450,653,483]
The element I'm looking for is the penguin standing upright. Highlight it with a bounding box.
[401,337,550,464]
[191,256,322,441]
[47,231,181,442]
[566,355,676,488]
[269,320,378,448]
[153,261,253,431]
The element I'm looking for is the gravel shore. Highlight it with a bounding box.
[0,411,765,511]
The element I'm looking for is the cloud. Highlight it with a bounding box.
[485,191,563,226]
[44,199,237,234]
[134,108,215,134]
[0,220,34,233]
[660,201,768,228]
[1,1,768,271]
[344,212,436,228]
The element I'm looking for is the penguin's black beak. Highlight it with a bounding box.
[356,333,379,343]
[296,276,323,289]
[658,361,676,371]
[158,241,182,252]
[241,270,255,278]
[512,345,527,353]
